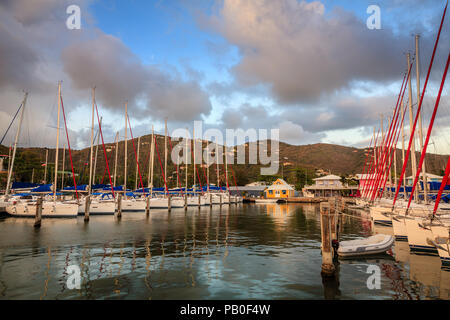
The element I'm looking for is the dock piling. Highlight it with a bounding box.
[84,195,90,222]
[145,196,150,216]
[117,194,122,217]
[168,195,171,212]
[34,196,43,228]
[320,202,335,277]
[210,193,212,208]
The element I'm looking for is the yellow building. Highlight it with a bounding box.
[264,178,295,198]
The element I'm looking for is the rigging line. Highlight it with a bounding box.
[409,52,450,212]
[59,93,79,200]
[154,134,168,195]
[392,1,448,209]
[94,102,115,198]
[0,102,22,145]
[127,115,146,195]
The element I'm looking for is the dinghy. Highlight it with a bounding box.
[337,234,394,257]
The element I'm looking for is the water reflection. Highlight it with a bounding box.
[0,203,447,299]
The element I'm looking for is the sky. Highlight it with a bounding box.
[0,0,449,154]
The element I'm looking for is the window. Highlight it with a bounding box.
[269,190,273,194]
[282,190,286,195]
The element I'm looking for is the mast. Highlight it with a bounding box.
[54,82,62,202]
[406,53,419,203]
[5,92,27,197]
[31,168,35,184]
[387,117,392,198]
[113,131,119,187]
[206,142,210,193]
[93,117,101,185]
[401,100,407,200]
[216,142,220,188]
[380,115,384,198]
[193,127,196,195]
[61,144,65,189]
[185,128,189,194]
[225,141,229,191]
[89,87,95,195]
[149,125,154,196]
[135,136,141,190]
[415,34,428,203]
[44,148,48,184]
[164,118,168,196]
[124,101,128,194]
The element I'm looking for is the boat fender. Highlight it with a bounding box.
[332,239,339,252]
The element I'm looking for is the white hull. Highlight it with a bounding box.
[404,218,439,256]
[391,214,408,242]
[430,224,450,269]
[6,201,78,218]
[77,200,115,215]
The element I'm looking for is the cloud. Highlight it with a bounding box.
[201,0,418,104]
[62,33,212,121]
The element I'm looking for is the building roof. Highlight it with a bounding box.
[406,173,443,180]
[266,178,295,191]
[313,174,342,181]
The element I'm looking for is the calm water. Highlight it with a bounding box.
[0,203,448,300]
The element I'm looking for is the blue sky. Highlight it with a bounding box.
[0,0,449,154]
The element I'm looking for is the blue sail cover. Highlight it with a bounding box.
[63,184,87,191]
[11,182,40,189]
[92,184,108,190]
[428,181,450,191]
[31,184,52,193]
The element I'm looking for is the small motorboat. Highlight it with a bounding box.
[337,234,394,257]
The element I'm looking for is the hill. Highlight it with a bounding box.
[1,137,448,190]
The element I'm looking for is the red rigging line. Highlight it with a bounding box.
[378,96,409,199]
[368,66,410,200]
[370,61,412,201]
[359,135,374,194]
[167,136,183,194]
[362,128,380,198]
[94,103,115,198]
[230,166,239,195]
[407,52,450,211]
[363,127,381,197]
[393,1,448,209]
[433,152,450,215]
[127,116,146,196]
[154,135,168,195]
[59,94,78,200]
[222,164,230,190]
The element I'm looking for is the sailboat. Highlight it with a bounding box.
[77,87,115,215]
[7,83,78,217]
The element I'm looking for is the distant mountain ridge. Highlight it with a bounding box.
[0,138,448,188]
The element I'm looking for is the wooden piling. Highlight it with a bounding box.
[168,194,171,212]
[198,194,201,207]
[184,194,187,210]
[117,193,122,217]
[145,196,150,216]
[34,196,43,228]
[220,194,222,206]
[84,195,90,222]
[320,202,335,277]
[209,193,212,208]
